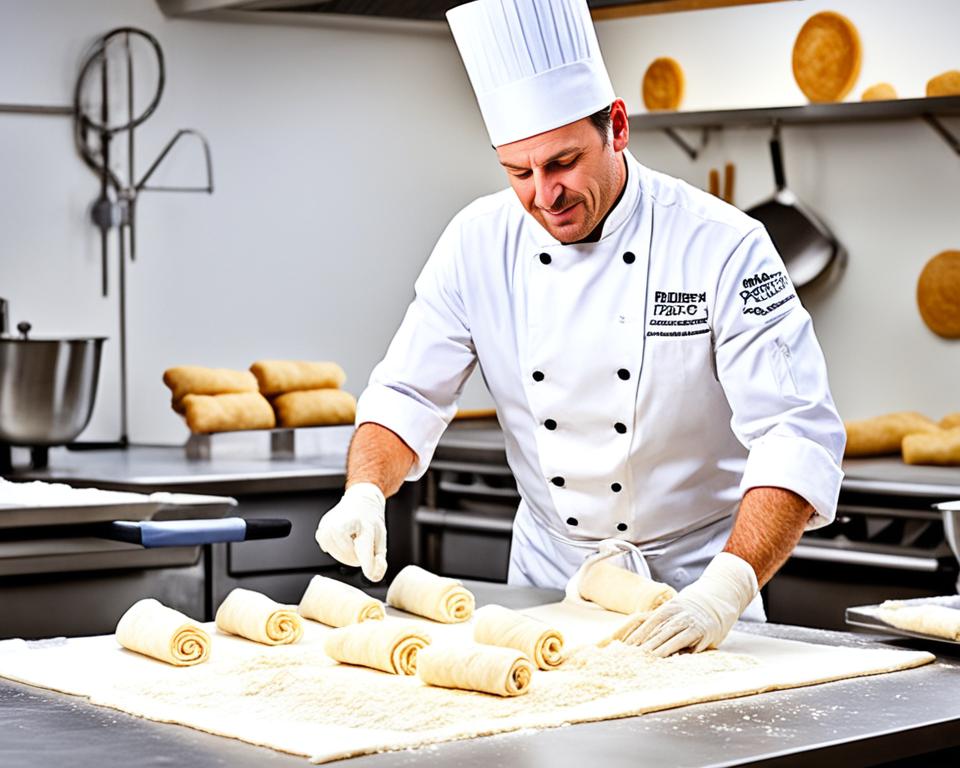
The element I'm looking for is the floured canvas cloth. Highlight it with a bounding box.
[0,601,934,764]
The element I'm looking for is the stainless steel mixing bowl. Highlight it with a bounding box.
[0,326,106,446]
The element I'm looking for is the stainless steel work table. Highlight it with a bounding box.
[2,582,958,768]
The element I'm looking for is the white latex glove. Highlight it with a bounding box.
[314,482,387,582]
[622,552,758,658]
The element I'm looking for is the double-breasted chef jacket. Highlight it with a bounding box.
[356,150,846,596]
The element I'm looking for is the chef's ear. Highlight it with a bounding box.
[610,99,630,153]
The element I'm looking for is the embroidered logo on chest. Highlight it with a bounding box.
[739,271,795,316]
[647,290,710,337]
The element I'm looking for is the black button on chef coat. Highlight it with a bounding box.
[617,368,630,380]
[566,517,578,526]
[611,482,622,492]
[623,251,636,264]
[616,522,628,532]
[532,370,544,382]
[614,422,627,434]
[544,419,557,430]
[539,253,552,265]
[551,476,565,487]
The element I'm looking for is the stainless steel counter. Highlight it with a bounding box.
[1,582,958,768]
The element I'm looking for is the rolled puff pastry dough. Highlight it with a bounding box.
[215,588,303,645]
[298,575,384,627]
[473,605,564,670]
[843,412,940,457]
[324,621,430,675]
[182,392,276,433]
[417,645,534,697]
[579,561,677,615]
[249,360,346,396]
[902,427,960,466]
[386,565,475,623]
[878,601,960,641]
[115,598,210,666]
[162,366,258,402]
[272,389,357,428]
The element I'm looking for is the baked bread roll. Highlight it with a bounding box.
[902,428,960,466]
[792,11,862,103]
[323,621,430,675]
[250,360,346,396]
[579,561,677,614]
[843,412,940,457]
[273,389,357,428]
[298,575,384,627]
[115,598,210,666]
[215,588,303,645]
[642,57,685,111]
[182,392,276,433]
[473,605,564,670]
[386,565,475,623]
[940,413,960,430]
[926,70,960,97]
[917,250,960,339]
[861,82,897,101]
[162,366,257,402]
[417,645,534,697]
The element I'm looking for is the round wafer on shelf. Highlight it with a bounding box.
[642,57,685,111]
[792,11,862,103]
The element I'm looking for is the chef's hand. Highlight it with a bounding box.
[623,552,758,657]
[314,482,387,582]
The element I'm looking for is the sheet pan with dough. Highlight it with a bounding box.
[0,601,934,764]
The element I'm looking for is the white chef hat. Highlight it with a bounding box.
[447,0,616,147]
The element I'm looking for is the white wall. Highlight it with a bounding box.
[595,0,960,421]
[0,0,502,445]
[1,0,958,448]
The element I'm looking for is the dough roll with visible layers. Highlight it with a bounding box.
[215,588,303,645]
[163,366,258,402]
[323,621,430,675]
[298,575,384,627]
[115,598,210,666]
[579,561,677,614]
[844,412,940,457]
[902,428,960,466]
[878,601,960,641]
[182,392,276,433]
[473,605,564,670]
[417,645,534,697]
[250,360,346,396]
[386,565,475,623]
[273,389,357,428]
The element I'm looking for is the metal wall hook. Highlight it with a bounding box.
[661,126,711,161]
[137,128,215,194]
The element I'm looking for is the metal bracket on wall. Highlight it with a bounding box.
[922,114,960,156]
[661,126,711,160]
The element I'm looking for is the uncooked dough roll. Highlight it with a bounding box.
[115,598,210,666]
[298,575,384,627]
[215,588,303,645]
[386,565,475,623]
[902,428,960,466]
[878,601,960,641]
[163,366,258,402]
[473,605,564,670]
[182,392,276,433]
[843,412,940,457]
[417,645,534,697]
[323,621,430,675]
[250,360,347,396]
[272,389,357,428]
[579,561,677,615]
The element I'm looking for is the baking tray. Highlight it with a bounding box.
[846,594,960,647]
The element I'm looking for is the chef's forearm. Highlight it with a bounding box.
[723,486,813,587]
[345,423,416,498]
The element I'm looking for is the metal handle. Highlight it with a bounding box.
[769,122,787,191]
[16,321,30,340]
[413,506,514,535]
[791,543,941,573]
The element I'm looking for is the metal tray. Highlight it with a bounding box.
[846,594,960,647]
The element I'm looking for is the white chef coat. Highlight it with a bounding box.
[356,150,845,602]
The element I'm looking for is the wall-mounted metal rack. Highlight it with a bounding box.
[628,95,960,160]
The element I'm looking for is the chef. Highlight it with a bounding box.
[316,0,845,657]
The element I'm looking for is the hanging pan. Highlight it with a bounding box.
[746,123,845,288]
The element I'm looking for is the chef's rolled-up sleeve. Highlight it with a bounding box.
[713,226,845,528]
[355,217,477,481]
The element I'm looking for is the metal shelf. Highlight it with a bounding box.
[628,95,960,159]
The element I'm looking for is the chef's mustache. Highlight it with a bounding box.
[539,192,583,214]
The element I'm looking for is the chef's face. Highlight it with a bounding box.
[496,99,630,244]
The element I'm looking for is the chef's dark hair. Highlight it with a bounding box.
[589,105,613,146]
